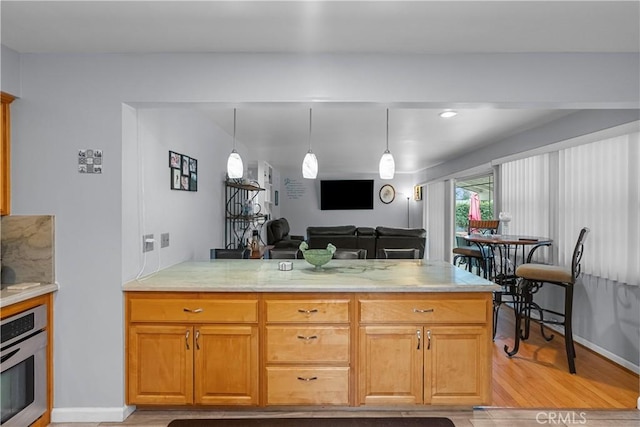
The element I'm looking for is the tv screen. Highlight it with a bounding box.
[320,180,374,210]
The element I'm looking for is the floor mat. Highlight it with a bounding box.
[168,417,455,427]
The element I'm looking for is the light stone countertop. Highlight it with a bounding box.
[123,259,500,293]
[0,283,59,308]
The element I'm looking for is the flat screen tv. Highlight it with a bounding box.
[320,179,374,210]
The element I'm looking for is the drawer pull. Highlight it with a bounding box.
[297,308,319,314]
[185,330,190,350]
[195,330,200,350]
[413,308,434,313]
[416,329,421,350]
[183,308,203,313]
[427,329,432,350]
[297,376,318,382]
[296,335,318,341]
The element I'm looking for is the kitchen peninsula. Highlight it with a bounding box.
[124,259,499,408]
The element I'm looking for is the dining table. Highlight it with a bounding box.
[462,233,553,283]
[462,233,553,346]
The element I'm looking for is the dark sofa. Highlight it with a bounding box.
[306,225,425,259]
[375,226,426,258]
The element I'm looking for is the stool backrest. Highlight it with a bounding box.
[333,249,367,259]
[571,227,590,282]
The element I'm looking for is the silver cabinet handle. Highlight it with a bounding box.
[183,308,203,313]
[427,329,432,350]
[297,308,319,314]
[195,330,200,350]
[297,376,318,381]
[416,329,421,350]
[413,308,434,313]
[297,335,318,341]
[185,330,190,350]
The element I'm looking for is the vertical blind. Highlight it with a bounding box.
[500,132,639,286]
[500,154,551,238]
[558,132,639,285]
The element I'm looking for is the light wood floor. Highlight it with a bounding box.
[491,307,638,408]
[49,309,639,426]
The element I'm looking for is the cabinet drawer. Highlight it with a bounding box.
[266,300,350,323]
[266,367,350,405]
[360,299,487,324]
[129,298,258,323]
[266,326,350,363]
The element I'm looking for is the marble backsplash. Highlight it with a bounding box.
[1,215,55,285]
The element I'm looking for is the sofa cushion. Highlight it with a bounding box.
[376,226,426,238]
[357,227,375,236]
[307,225,357,236]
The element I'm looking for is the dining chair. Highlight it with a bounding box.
[210,248,249,259]
[452,219,499,277]
[452,235,484,274]
[333,249,367,259]
[268,248,301,259]
[378,248,421,259]
[508,227,590,374]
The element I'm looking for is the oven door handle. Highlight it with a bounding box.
[0,348,20,364]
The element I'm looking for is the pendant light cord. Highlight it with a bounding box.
[386,108,390,152]
[233,108,237,150]
[308,108,312,151]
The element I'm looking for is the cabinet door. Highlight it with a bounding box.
[127,325,193,405]
[358,325,422,405]
[194,325,258,405]
[424,326,491,405]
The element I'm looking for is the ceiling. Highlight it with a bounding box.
[2,1,638,174]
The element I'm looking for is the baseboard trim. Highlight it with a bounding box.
[51,405,136,423]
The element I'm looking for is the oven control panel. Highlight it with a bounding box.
[1,312,36,342]
[0,305,47,347]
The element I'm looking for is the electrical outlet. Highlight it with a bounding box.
[161,233,170,248]
[143,234,154,252]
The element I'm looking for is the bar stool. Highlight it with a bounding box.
[507,227,589,374]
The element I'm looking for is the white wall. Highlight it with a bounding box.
[0,45,21,95]
[4,51,639,420]
[279,170,422,236]
[122,107,236,281]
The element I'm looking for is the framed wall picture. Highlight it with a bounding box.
[414,185,423,201]
[169,150,198,191]
[182,155,190,176]
[171,168,181,190]
[169,151,181,168]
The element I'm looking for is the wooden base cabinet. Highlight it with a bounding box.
[126,293,259,406]
[263,296,353,406]
[125,291,492,408]
[358,294,492,406]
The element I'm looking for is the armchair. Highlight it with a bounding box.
[266,218,304,249]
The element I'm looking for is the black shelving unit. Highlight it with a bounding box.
[224,180,268,249]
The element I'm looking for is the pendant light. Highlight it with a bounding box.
[226,108,244,179]
[379,108,395,180]
[302,108,318,179]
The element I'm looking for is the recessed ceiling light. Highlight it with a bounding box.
[439,110,458,119]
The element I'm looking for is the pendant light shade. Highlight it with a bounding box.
[379,109,395,180]
[302,108,318,179]
[227,108,244,179]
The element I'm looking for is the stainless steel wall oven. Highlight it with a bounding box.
[1,305,47,427]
